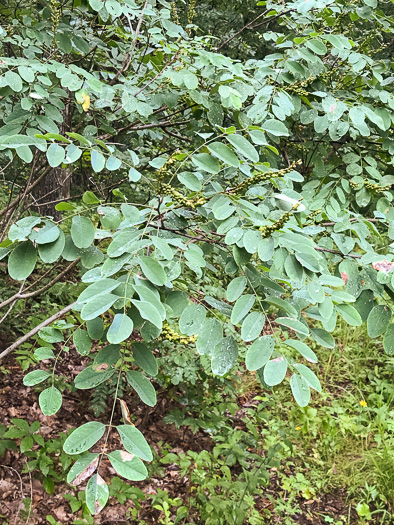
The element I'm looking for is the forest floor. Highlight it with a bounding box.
[0,326,393,525]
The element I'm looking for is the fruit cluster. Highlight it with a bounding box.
[161,322,198,345]
[259,204,300,238]
[230,160,302,194]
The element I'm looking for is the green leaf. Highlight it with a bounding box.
[226,134,259,162]
[63,422,106,455]
[39,327,63,343]
[133,343,158,376]
[80,294,117,321]
[78,279,120,303]
[226,276,247,302]
[98,206,122,230]
[258,238,274,262]
[39,387,62,416]
[116,425,152,461]
[284,340,317,363]
[383,324,394,355]
[38,230,65,263]
[192,153,220,174]
[245,335,275,371]
[307,281,325,303]
[107,313,134,344]
[367,305,391,338]
[196,318,223,355]
[290,374,310,407]
[207,142,240,167]
[241,311,265,342]
[107,450,148,481]
[151,237,173,260]
[29,221,60,245]
[71,216,95,249]
[91,149,106,172]
[139,256,167,286]
[336,304,362,326]
[211,336,238,376]
[94,345,120,367]
[128,166,142,182]
[311,328,335,349]
[106,156,122,171]
[23,370,50,386]
[243,230,261,254]
[5,70,23,92]
[264,357,287,386]
[8,241,37,281]
[131,300,162,330]
[305,38,327,55]
[276,317,309,336]
[126,371,157,406]
[87,317,105,340]
[46,143,65,167]
[179,303,206,335]
[230,294,255,324]
[73,329,92,356]
[294,363,321,392]
[261,119,289,137]
[74,365,115,389]
[8,216,42,242]
[86,474,109,515]
[121,204,140,223]
[34,347,55,360]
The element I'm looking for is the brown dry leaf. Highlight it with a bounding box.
[119,399,133,424]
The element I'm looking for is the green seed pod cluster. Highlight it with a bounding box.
[171,1,180,25]
[161,322,197,345]
[160,182,206,209]
[364,181,391,193]
[156,155,178,183]
[306,209,322,223]
[187,0,197,26]
[230,160,302,194]
[259,203,300,238]
[51,0,60,36]
[284,76,314,97]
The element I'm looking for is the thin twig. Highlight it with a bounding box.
[0,302,76,361]
[0,259,80,311]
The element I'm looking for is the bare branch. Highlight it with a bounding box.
[0,302,76,361]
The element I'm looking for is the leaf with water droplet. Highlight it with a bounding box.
[39,386,62,416]
[116,425,153,461]
[107,450,148,481]
[63,422,106,455]
[290,374,310,407]
[86,474,109,515]
[23,370,50,386]
[264,356,287,386]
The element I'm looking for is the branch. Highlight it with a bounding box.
[216,9,292,51]
[0,302,76,361]
[109,0,149,85]
[314,247,361,259]
[0,259,80,311]
[133,51,180,98]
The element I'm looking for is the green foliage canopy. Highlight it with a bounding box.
[0,0,393,514]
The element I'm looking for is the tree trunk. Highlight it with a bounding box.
[32,101,73,218]
[32,167,71,219]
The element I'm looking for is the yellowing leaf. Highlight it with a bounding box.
[82,94,90,112]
